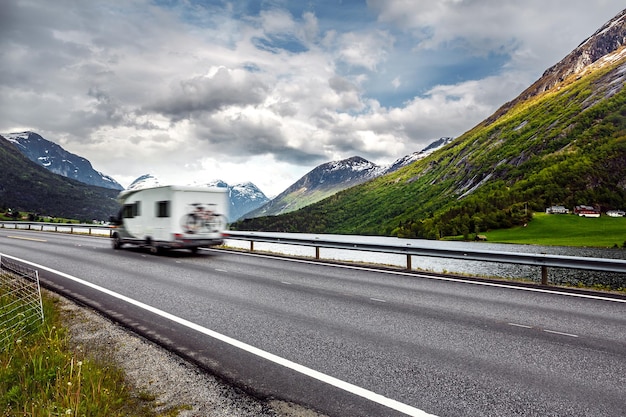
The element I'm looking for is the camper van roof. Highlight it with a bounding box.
[117,184,226,200]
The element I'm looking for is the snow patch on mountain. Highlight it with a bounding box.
[127,174,161,190]
[384,137,455,174]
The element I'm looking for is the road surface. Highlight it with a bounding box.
[1,229,625,416]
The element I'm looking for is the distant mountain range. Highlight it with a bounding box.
[244,137,454,219]
[3,131,123,190]
[0,128,455,223]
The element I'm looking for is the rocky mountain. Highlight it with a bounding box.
[234,8,626,238]
[243,156,385,219]
[245,138,454,219]
[488,9,626,123]
[3,131,123,190]
[202,180,269,222]
[0,134,120,220]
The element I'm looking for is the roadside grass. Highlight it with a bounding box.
[0,293,182,417]
[480,213,626,247]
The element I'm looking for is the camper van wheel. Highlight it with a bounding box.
[190,247,199,254]
[112,234,122,250]
[149,244,161,255]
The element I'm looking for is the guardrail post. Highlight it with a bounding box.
[89,228,92,235]
[70,226,74,234]
[315,247,320,259]
[250,241,254,252]
[541,266,548,285]
[406,254,412,270]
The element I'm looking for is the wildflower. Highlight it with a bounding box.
[67,382,72,387]
[65,409,72,415]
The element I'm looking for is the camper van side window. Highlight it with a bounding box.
[122,202,140,218]
[123,204,135,219]
[156,201,170,218]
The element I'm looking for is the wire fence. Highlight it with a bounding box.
[0,256,44,350]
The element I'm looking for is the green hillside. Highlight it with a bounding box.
[0,136,120,221]
[235,54,626,238]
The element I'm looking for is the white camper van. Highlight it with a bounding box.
[110,185,228,254]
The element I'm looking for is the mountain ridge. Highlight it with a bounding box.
[233,8,626,238]
[487,9,626,125]
[3,131,123,190]
[0,134,120,220]
[244,137,454,219]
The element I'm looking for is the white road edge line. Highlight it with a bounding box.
[220,249,626,304]
[1,253,437,417]
[370,298,387,303]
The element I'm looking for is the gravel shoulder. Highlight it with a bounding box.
[53,290,327,417]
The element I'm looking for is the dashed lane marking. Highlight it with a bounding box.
[507,322,533,329]
[7,235,47,243]
[543,329,579,338]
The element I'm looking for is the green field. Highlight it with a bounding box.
[482,212,626,247]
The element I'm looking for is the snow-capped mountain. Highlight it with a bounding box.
[384,137,455,173]
[126,175,268,222]
[243,138,456,219]
[243,156,384,219]
[3,131,123,190]
[126,174,161,190]
[202,180,270,221]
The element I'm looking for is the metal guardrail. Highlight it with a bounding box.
[0,221,112,237]
[3,222,626,286]
[225,231,626,285]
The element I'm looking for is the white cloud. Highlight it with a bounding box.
[0,0,624,196]
[336,30,394,71]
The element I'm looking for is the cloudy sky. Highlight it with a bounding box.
[1,1,624,196]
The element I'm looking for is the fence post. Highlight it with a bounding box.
[541,266,548,285]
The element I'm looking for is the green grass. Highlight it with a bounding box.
[0,293,182,416]
[482,212,626,247]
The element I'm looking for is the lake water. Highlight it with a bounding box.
[225,233,626,289]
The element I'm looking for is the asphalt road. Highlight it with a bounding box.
[2,229,625,416]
